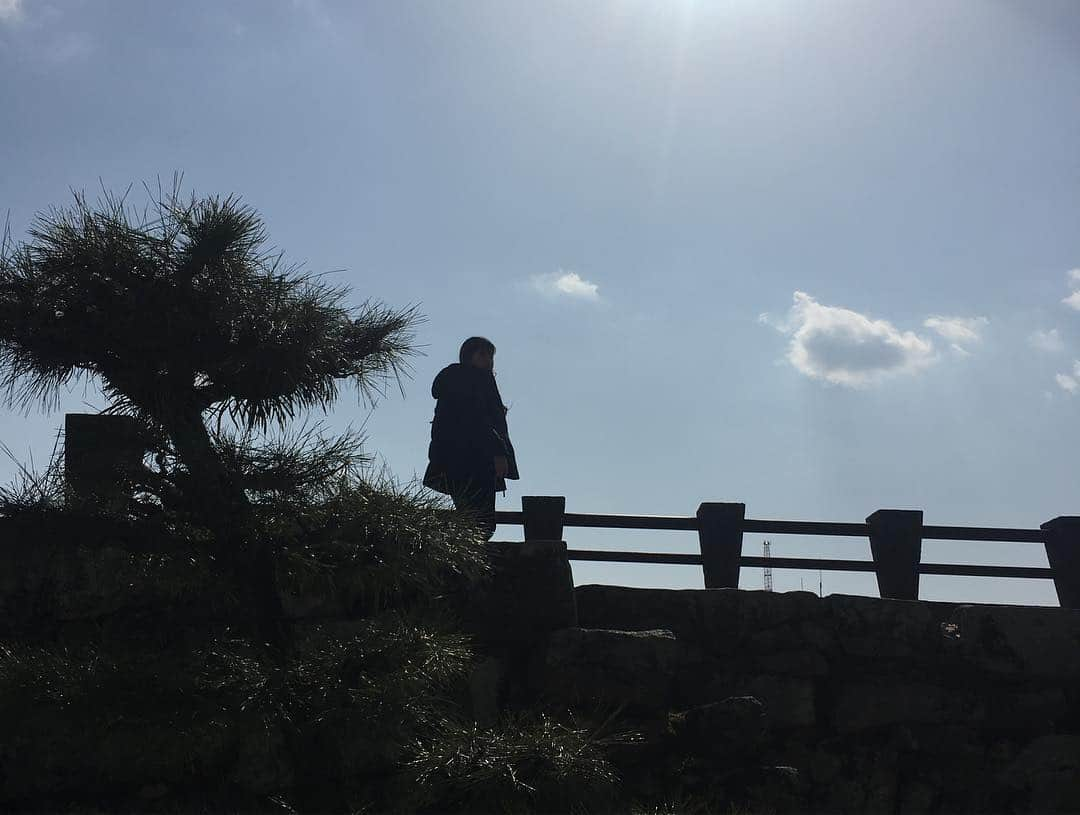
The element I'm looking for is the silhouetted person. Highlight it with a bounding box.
[423,337,519,541]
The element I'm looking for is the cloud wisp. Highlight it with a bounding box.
[923,315,988,345]
[1030,328,1065,353]
[763,292,937,387]
[530,269,600,302]
[1062,269,1080,311]
[0,0,23,23]
[923,315,989,357]
[1055,360,1080,395]
[1043,269,1080,391]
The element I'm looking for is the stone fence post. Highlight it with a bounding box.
[867,509,923,601]
[1041,516,1080,609]
[522,495,565,542]
[696,502,745,589]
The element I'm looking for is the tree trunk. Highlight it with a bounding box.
[165,408,285,650]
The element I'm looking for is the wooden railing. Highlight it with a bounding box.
[495,497,1080,609]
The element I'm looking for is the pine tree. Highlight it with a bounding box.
[0,179,419,645]
[0,181,623,813]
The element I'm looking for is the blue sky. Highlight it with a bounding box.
[2,0,1079,604]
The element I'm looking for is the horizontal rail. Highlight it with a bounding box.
[567,551,1057,581]
[743,519,869,537]
[496,511,1047,543]
[740,556,875,572]
[917,563,1054,579]
[922,525,1045,543]
[566,549,702,565]
[495,511,697,531]
[563,512,698,530]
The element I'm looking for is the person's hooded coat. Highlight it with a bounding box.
[422,362,519,495]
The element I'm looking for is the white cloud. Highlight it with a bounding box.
[923,315,988,345]
[757,312,787,334]
[0,0,23,22]
[768,292,937,387]
[1050,360,1080,395]
[1029,328,1065,353]
[1061,269,1080,310]
[531,269,600,302]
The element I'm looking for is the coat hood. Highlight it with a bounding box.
[431,362,491,399]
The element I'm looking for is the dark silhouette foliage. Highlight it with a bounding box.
[0,181,631,813]
[0,179,418,426]
[0,178,423,645]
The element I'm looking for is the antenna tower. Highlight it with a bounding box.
[763,540,773,592]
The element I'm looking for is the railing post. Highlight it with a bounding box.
[1040,516,1080,609]
[866,509,923,600]
[696,502,745,588]
[522,496,565,541]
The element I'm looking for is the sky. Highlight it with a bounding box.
[2,0,1079,605]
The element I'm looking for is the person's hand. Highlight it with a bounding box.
[494,455,509,478]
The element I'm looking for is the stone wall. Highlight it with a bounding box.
[4,523,1079,813]
[550,584,1080,813]
[463,542,1080,813]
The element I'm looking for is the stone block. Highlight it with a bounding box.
[574,584,705,640]
[542,627,702,713]
[699,590,826,653]
[825,593,958,670]
[830,679,994,732]
[752,647,830,678]
[804,735,903,815]
[739,765,804,815]
[465,541,577,650]
[710,674,817,729]
[833,680,938,732]
[741,619,839,657]
[1003,735,1080,814]
[668,696,767,761]
[985,688,1068,732]
[467,656,505,727]
[947,604,1080,678]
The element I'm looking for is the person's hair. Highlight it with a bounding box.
[459,336,496,365]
